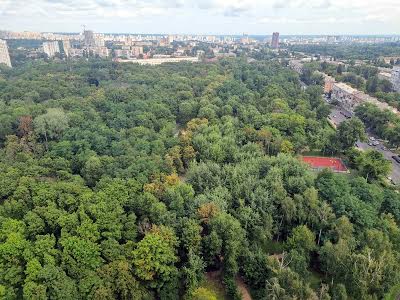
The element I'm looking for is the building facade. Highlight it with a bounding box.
[84,30,95,47]
[62,40,71,57]
[331,82,363,112]
[332,81,399,114]
[114,46,143,58]
[0,39,12,68]
[392,67,400,92]
[43,41,60,58]
[271,32,280,49]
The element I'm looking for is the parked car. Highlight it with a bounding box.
[372,141,379,146]
[392,155,400,163]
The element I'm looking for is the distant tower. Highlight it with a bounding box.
[84,30,95,47]
[0,39,12,67]
[271,32,280,49]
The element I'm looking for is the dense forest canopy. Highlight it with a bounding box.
[0,58,400,299]
[289,42,400,60]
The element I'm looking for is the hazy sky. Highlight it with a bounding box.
[0,0,399,35]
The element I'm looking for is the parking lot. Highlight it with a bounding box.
[328,105,400,184]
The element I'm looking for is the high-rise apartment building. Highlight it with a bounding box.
[392,67,400,92]
[271,32,280,49]
[0,39,12,68]
[84,30,95,47]
[84,30,104,47]
[62,40,71,57]
[43,41,60,57]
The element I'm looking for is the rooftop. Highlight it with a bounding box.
[334,82,356,94]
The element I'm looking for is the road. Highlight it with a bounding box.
[328,104,400,184]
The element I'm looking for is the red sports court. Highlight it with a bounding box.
[301,156,348,173]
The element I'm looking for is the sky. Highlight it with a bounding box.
[0,0,399,35]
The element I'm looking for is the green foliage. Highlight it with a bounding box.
[132,225,178,289]
[0,58,400,300]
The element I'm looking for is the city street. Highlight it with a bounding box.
[328,105,400,184]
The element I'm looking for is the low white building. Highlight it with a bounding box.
[117,56,199,65]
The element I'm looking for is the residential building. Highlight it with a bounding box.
[316,72,335,93]
[0,39,12,67]
[332,81,399,114]
[331,82,364,112]
[391,67,400,92]
[93,34,105,47]
[240,34,250,45]
[288,60,303,74]
[114,46,143,58]
[62,40,71,57]
[378,72,392,81]
[43,41,60,58]
[88,47,109,58]
[68,48,85,57]
[84,30,95,47]
[271,32,279,49]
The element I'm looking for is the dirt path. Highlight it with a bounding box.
[236,276,252,300]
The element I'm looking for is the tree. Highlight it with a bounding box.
[366,76,378,93]
[132,225,178,289]
[336,117,366,150]
[355,150,392,181]
[286,225,315,254]
[34,108,69,148]
[336,64,344,75]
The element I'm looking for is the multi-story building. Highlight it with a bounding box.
[332,81,399,114]
[93,34,105,47]
[43,41,60,58]
[271,32,280,49]
[0,39,12,68]
[131,46,143,57]
[68,48,85,57]
[288,60,303,74]
[88,47,109,58]
[62,40,71,57]
[316,72,335,94]
[84,30,95,47]
[332,82,365,112]
[378,71,392,82]
[391,67,400,92]
[114,46,143,59]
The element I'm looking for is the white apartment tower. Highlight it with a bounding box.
[62,40,71,57]
[391,67,400,92]
[0,39,12,68]
[43,41,60,58]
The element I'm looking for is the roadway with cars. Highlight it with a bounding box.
[327,104,400,184]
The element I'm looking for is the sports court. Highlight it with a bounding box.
[301,156,348,173]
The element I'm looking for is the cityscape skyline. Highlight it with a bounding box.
[1,0,400,35]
